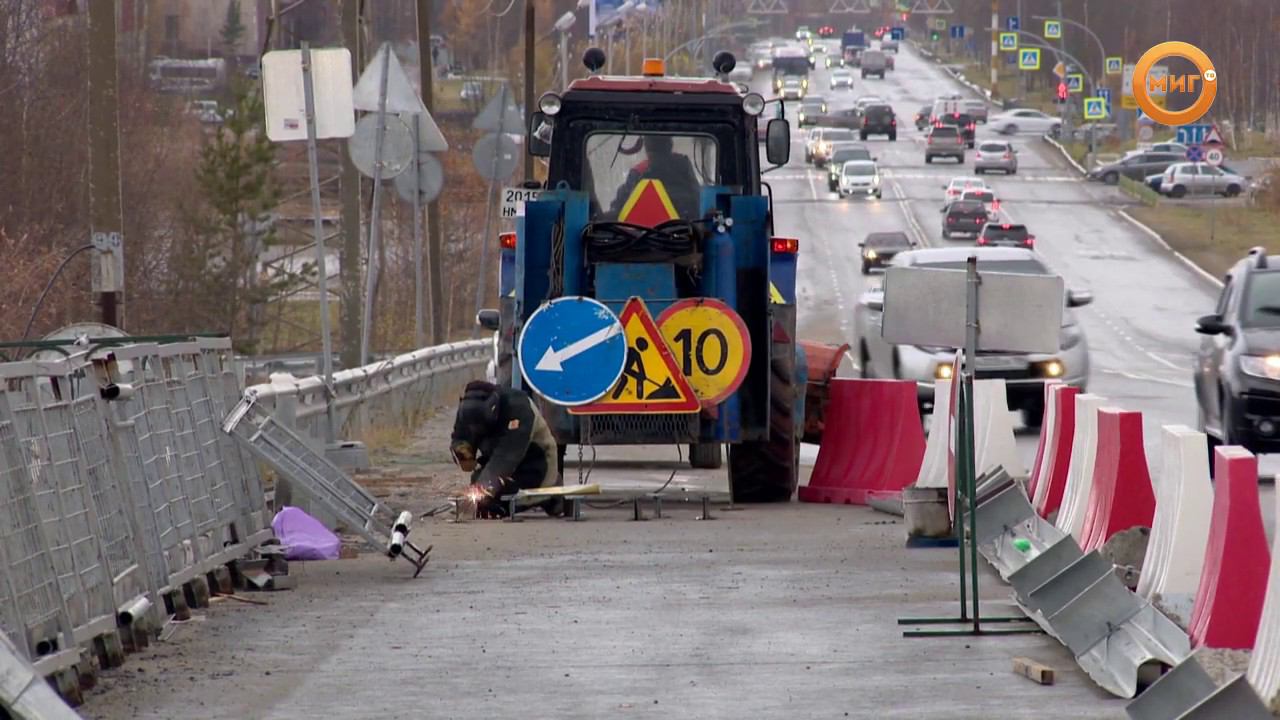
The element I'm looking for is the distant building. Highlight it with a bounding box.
[146,0,266,61]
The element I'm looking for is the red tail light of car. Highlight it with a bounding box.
[1003,152,1012,160]
[891,118,897,126]
[1024,236,1036,248]
[976,237,989,245]
[947,216,956,223]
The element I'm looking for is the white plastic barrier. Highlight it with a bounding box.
[1248,472,1280,710]
[1136,426,1213,619]
[1055,394,1106,539]
[915,379,1025,488]
[971,379,1026,480]
[915,380,951,489]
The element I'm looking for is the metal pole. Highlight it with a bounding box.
[1017,0,1026,98]
[416,0,446,345]
[560,31,570,89]
[524,1,536,183]
[341,0,364,367]
[964,255,981,631]
[473,83,510,331]
[360,44,393,366]
[412,122,425,347]
[1055,0,1069,137]
[990,0,998,97]
[301,43,337,444]
[87,0,124,328]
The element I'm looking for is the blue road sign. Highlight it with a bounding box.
[891,27,904,41]
[1175,124,1212,146]
[1005,52,1017,65]
[518,296,627,406]
[950,25,964,39]
[1186,145,1205,162]
[1098,87,1112,112]
[1006,16,1020,31]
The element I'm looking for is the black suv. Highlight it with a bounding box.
[858,104,897,141]
[936,112,977,148]
[940,200,988,239]
[1195,248,1280,456]
[859,231,913,274]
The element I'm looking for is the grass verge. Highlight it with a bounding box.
[1129,205,1279,278]
[1119,177,1161,206]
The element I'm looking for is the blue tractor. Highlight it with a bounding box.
[477,48,827,502]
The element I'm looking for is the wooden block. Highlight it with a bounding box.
[1012,657,1055,685]
[339,546,359,559]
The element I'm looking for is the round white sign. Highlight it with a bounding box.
[1205,147,1225,167]
[1137,125,1154,141]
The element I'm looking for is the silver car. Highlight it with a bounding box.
[830,68,854,89]
[973,141,1018,175]
[852,246,1093,425]
[1159,162,1248,198]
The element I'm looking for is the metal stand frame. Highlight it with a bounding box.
[898,258,1040,638]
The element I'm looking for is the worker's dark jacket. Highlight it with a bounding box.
[450,382,558,499]
[609,154,702,221]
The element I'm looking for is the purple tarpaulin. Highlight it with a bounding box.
[271,506,341,561]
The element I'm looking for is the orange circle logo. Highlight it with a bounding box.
[1133,41,1217,125]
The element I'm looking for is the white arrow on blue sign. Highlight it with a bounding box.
[1175,124,1212,146]
[518,296,627,406]
[891,27,904,40]
[950,25,965,39]
[1006,16,1020,31]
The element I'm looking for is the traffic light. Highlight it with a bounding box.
[1056,82,1068,103]
[930,30,940,41]
[901,12,909,21]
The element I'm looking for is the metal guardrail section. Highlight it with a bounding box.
[0,337,273,704]
[243,340,489,445]
[972,471,1191,699]
[218,341,488,577]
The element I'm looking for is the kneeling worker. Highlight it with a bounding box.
[449,381,563,517]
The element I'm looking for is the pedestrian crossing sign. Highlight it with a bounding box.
[999,32,1017,52]
[1105,56,1122,75]
[570,297,700,414]
[1084,97,1106,120]
[1066,73,1083,93]
[1018,48,1040,70]
[618,179,679,228]
[1044,20,1061,39]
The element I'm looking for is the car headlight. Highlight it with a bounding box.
[1241,354,1280,380]
[934,363,954,380]
[864,249,878,260]
[1041,360,1065,378]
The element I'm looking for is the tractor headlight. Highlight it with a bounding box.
[743,93,765,116]
[538,93,562,116]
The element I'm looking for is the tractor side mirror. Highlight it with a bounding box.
[476,309,501,331]
[528,111,552,157]
[766,118,791,166]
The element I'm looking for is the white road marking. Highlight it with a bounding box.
[1099,369,1193,389]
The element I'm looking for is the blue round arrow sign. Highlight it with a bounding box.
[518,296,627,406]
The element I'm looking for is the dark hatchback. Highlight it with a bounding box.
[940,200,988,239]
[1195,248,1280,456]
[859,231,913,274]
[936,112,977,148]
[858,103,897,141]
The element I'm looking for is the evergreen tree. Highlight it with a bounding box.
[220,0,246,57]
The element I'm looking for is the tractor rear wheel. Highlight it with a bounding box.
[689,443,723,469]
[729,347,800,502]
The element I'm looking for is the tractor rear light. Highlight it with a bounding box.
[642,58,666,76]
[499,232,517,250]
[771,237,800,254]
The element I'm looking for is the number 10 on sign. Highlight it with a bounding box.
[657,298,752,406]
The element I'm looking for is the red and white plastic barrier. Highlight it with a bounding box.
[1189,447,1271,649]
[1077,408,1155,552]
[1030,383,1079,518]
[800,379,925,505]
[1055,393,1106,538]
[1025,381,1061,502]
[1136,426,1213,608]
[1247,470,1280,708]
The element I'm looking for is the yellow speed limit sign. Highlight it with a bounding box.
[656,298,751,406]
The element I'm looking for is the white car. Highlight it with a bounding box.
[839,160,882,199]
[989,109,1062,136]
[943,176,989,203]
[830,68,854,90]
